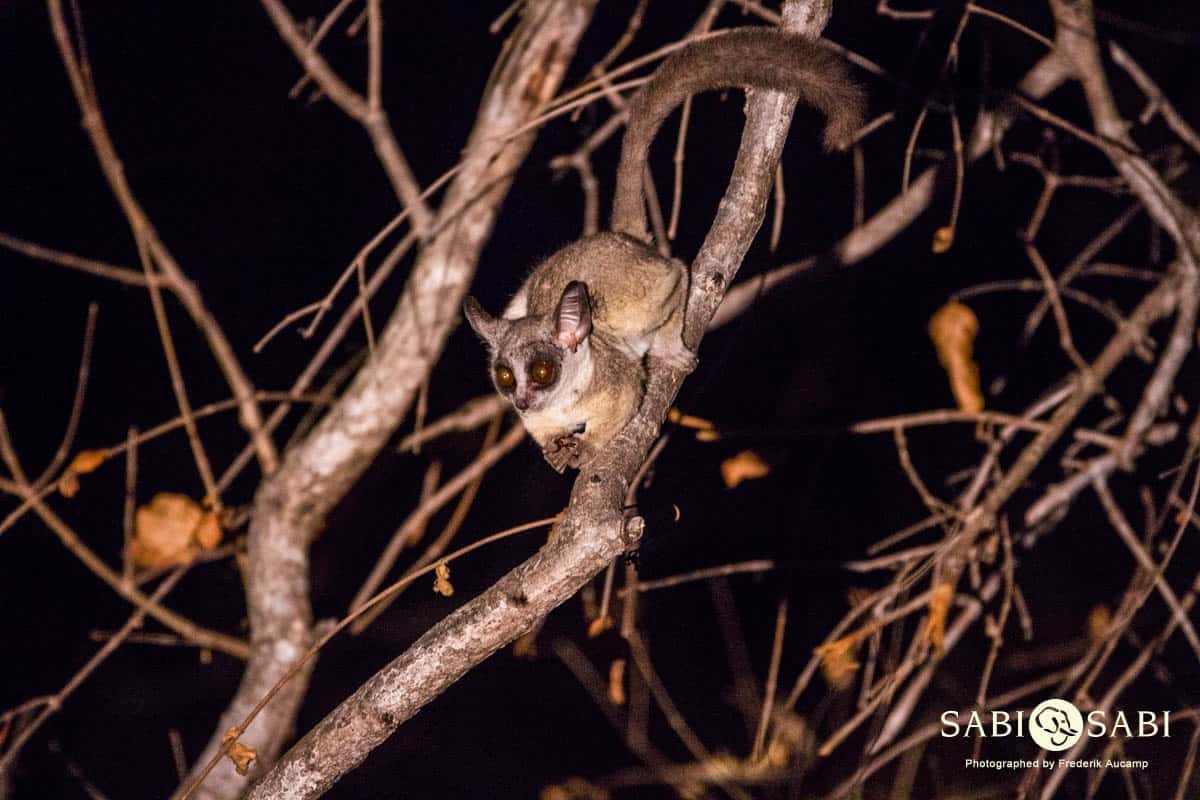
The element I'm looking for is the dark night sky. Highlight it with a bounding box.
[2,1,1199,798]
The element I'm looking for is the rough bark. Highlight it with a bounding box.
[178,2,596,797]
[244,2,831,797]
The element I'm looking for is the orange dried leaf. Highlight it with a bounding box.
[58,472,81,498]
[433,561,454,597]
[721,450,770,489]
[667,408,715,430]
[929,300,984,413]
[932,225,955,254]
[927,582,955,655]
[587,615,613,639]
[67,449,107,474]
[607,658,627,705]
[1087,604,1111,642]
[58,450,108,498]
[220,728,257,776]
[195,511,222,550]
[130,492,204,567]
[814,636,861,690]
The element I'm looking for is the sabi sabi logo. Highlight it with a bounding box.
[941,698,1170,752]
[1028,699,1084,751]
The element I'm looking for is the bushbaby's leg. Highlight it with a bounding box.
[648,302,697,372]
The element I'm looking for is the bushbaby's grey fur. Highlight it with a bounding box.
[465,28,866,470]
[464,233,689,471]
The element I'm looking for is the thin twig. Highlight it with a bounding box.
[1093,476,1200,663]
[260,0,432,234]
[0,567,190,774]
[178,515,559,799]
[622,560,776,594]
[348,422,523,632]
[33,304,97,488]
[0,231,152,287]
[751,594,788,762]
[46,0,278,476]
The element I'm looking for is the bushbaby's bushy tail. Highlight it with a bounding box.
[611,28,866,241]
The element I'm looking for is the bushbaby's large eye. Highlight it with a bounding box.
[529,360,556,387]
[494,364,516,391]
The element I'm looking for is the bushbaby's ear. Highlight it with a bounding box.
[463,297,499,344]
[554,281,592,352]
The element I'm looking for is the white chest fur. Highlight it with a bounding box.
[520,402,585,442]
[518,353,593,443]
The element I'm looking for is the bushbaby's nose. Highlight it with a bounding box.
[514,394,531,411]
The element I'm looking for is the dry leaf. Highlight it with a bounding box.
[195,511,222,550]
[433,561,454,597]
[721,450,770,489]
[58,472,81,498]
[926,582,955,655]
[667,408,715,431]
[220,728,257,776]
[607,658,627,705]
[586,615,613,638]
[129,493,206,567]
[1087,604,1111,642]
[929,300,984,413]
[67,449,106,474]
[932,225,955,254]
[814,636,861,690]
[58,450,108,498]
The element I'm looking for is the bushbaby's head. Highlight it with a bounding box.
[463,281,593,414]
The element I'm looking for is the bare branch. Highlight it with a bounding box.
[0,231,151,287]
[179,3,596,796]
[260,0,433,234]
[45,0,279,477]
[241,2,833,796]
[709,51,1073,329]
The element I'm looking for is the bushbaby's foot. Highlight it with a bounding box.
[650,340,698,373]
[542,434,582,473]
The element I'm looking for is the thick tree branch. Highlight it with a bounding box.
[242,2,834,797]
[178,2,595,797]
